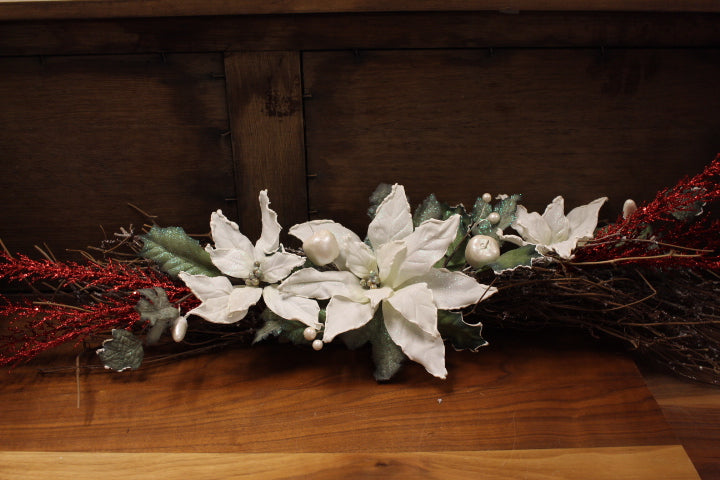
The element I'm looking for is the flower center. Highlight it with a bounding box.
[359,270,381,289]
[245,261,262,287]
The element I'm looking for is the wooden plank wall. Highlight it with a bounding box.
[0,12,719,258]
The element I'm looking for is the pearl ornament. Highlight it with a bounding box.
[481,192,492,203]
[487,212,501,224]
[303,230,340,266]
[465,235,501,268]
[172,316,188,342]
[312,339,324,351]
[622,199,637,219]
[303,326,317,341]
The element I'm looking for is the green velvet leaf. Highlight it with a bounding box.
[97,329,144,371]
[488,244,540,273]
[437,310,488,352]
[139,225,221,279]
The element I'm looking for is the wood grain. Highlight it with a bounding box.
[224,51,308,243]
[0,0,719,21]
[0,53,234,259]
[0,334,675,453]
[0,446,702,479]
[643,372,720,480]
[1,12,719,57]
[303,48,720,236]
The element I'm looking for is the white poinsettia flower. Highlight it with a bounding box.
[179,190,319,329]
[281,184,497,379]
[502,195,607,259]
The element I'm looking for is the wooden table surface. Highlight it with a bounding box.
[0,332,716,479]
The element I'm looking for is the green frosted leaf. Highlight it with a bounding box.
[367,183,393,219]
[437,310,488,352]
[135,287,179,345]
[97,329,144,372]
[338,311,406,381]
[494,194,522,231]
[471,197,493,225]
[253,309,310,345]
[139,225,221,278]
[488,244,540,273]
[413,193,445,227]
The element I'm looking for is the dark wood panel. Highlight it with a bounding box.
[303,49,720,236]
[1,13,719,56]
[0,334,675,453]
[0,54,234,259]
[0,0,718,22]
[224,51,308,242]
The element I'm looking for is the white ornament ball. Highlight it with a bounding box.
[172,316,188,342]
[465,235,501,268]
[303,230,340,266]
[312,339,324,351]
[487,212,501,224]
[481,192,492,203]
[303,326,317,341]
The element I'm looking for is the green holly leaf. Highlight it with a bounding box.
[437,310,488,352]
[139,225,221,278]
[488,244,540,273]
[97,329,144,371]
[494,194,522,231]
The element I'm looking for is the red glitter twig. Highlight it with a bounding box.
[575,154,720,269]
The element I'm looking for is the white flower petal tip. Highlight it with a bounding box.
[465,235,501,268]
[511,196,607,259]
[302,230,340,266]
[623,198,638,219]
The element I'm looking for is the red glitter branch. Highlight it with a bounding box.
[0,253,195,366]
[575,155,720,269]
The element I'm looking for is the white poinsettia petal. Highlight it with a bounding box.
[386,282,439,337]
[543,196,570,244]
[415,268,497,309]
[363,286,393,309]
[367,184,413,250]
[497,232,526,247]
[259,251,305,283]
[376,241,407,286]
[228,286,263,315]
[512,208,552,246]
[391,215,460,288]
[206,247,255,279]
[263,285,320,329]
[547,238,577,259]
[209,210,255,253]
[178,272,233,301]
[382,301,447,379]
[343,236,377,279]
[566,196,608,240]
[279,268,364,300]
[323,295,376,343]
[289,220,362,271]
[186,297,238,324]
[255,190,282,255]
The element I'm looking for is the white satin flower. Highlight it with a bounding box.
[282,184,497,379]
[503,196,607,259]
[179,190,319,329]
